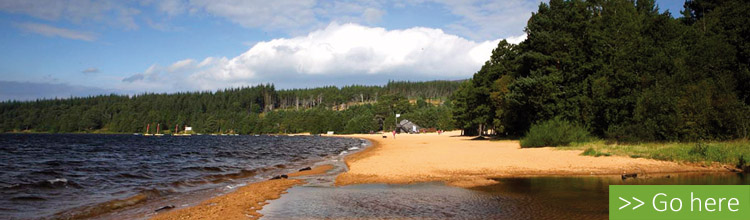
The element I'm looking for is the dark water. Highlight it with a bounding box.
[261,173,749,220]
[0,134,364,219]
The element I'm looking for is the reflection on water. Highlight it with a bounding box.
[261,173,748,220]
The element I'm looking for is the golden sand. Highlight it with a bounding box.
[150,164,333,220]
[335,131,725,188]
[152,131,727,219]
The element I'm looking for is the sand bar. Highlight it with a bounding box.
[335,131,726,187]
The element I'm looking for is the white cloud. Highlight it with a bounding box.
[14,22,96,41]
[187,0,317,31]
[0,0,140,30]
[151,0,387,34]
[362,7,385,24]
[167,59,195,72]
[121,23,514,92]
[2,0,541,40]
[158,0,186,17]
[432,0,545,40]
[505,33,527,44]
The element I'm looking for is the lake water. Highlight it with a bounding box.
[0,134,365,219]
[261,173,749,219]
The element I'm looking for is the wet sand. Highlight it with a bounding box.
[335,131,726,188]
[150,165,334,220]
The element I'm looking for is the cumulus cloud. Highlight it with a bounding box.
[120,23,512,92]
[167,59,195,72]
[14,22,96,41]
[505,33,527,44]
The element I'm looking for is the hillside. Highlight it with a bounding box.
[0,80,462,134]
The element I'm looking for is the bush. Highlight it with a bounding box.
[520,118,592,148]
[582,147,611,157]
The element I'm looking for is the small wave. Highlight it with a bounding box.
[180,166,226,172]
[203,168,260,183]
[54,189,164,219]
[3,178,79,190]
[339,150,348,155]
[48,178,67,184]
[348,147,360,151]
[225,183,247,189]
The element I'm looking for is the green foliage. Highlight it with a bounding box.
[581,147,611,157]
[452,0,750,141]
[520,118,592,148]
[0,81,460,134]
[564,140,750,168]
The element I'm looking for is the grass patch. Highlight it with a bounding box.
[520,118,592,148]
[560,140,750,169]
[581,147,611,157]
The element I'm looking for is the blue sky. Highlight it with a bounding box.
[0,0,686,101]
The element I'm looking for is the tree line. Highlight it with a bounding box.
[0,81,459,134]
[452,0,750,141]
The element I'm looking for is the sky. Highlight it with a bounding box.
[0,0,686,101]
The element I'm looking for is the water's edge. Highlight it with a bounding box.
[86,136,372,220]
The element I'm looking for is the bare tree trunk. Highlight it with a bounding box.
[478,123,484,137]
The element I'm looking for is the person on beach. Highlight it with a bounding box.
[392,130,396,139]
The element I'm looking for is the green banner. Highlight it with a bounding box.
[610,185,750,220]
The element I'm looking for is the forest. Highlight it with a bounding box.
[3,0,748,142]
[452,0,750,141]
[0,81,459,134]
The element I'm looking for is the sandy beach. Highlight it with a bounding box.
[336,131,725,188]
[150,131,728,219]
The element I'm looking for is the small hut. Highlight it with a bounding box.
[397,119,422,134]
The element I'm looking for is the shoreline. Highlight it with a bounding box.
[70,135,368,220]
[144,131,732,219]
[149,164,335,220]
[334,131,731,188]
[146,136,370,220]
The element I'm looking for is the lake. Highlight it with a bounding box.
[0,134,364,219]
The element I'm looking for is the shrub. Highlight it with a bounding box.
[520,118,592,148]
[582,147,611,157]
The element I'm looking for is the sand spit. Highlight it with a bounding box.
[335,131,726,188]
